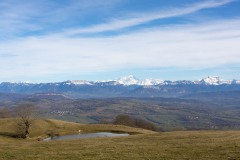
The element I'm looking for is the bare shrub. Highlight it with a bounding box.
[14,103,38,138]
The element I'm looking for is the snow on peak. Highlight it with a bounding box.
[116,75,140,85]
[62,75,237,86]
[201,76,220,85]
[116,75,163,86]
[25,81,31,84]
[199,76,232,85]
[141,78,164,85]
[232,80,240,84]
[66,80,94,85]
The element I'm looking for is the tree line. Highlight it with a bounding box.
[101,114,158,131]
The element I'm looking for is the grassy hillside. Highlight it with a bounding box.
[0,118,155,138]
[0,119,240,160]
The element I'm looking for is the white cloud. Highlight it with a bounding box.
[64,0,236,35]
[0,0,235,38]
[1,18,240,80]
[0,0,121,37]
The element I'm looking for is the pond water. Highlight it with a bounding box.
[43,132,129,141]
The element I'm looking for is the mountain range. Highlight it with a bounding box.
[0,75,240,98]
[1,76,240,131]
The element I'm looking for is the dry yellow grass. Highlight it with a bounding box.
[0,118,240,160]
[0,118,156,138]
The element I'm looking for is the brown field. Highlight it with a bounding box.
[0,118,240,160]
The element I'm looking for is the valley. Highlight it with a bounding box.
[1,90,240,131]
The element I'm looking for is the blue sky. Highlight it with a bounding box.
[0,0,240,82]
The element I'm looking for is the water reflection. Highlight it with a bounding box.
[44,132,129,141]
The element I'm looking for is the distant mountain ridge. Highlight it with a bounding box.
[0,76,240,98]
[2,75,239,86]
[66,75,240,86]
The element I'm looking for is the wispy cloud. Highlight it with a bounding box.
[0,0,121,38]
[0,0,236,38]
[64,0,236,35]
[0,53,18,58]
[1,18,239,81]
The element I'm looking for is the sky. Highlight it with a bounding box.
[0,0,240,82]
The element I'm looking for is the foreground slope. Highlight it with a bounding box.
[0,130,239,160]
[0,119,239,160]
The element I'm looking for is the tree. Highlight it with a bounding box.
[15,103,37,138]
[113,114,158,131]
[134,118,157,131]
[113,115,135,127]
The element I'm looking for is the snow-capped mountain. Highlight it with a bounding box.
[141,78,164,86]
[199,76,221,85]
[66,80,94,85]
[114,75,236,86]
[116,75,141,85]
[197,76,232,85]
[114,75,164,86]
[1,75,239,86]
[2,75,239,86]
[1,76,240,98]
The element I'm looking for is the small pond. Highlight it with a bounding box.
[43,132,129,141]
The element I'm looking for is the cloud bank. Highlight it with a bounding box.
[1,18,239,80]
